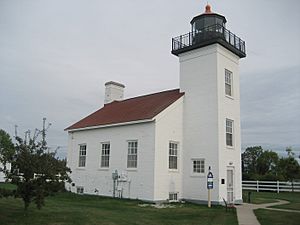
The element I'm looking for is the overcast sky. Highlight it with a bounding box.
[0,0,299,158]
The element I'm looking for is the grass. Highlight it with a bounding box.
[243,191,300,225]
[0,183,237,225]
[0,182,17,190]
[254,209,300,225]
[243,190,300,210]
[243,191,276,204]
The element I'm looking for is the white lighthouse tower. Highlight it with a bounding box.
[172,4,246,204]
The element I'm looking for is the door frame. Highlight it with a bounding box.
[226,166,235,203]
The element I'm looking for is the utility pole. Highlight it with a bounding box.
[14,125,18,140]
[42,117,46,147]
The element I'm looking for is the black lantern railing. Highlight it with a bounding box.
[172,24,246,57]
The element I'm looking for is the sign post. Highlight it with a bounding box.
[207,166,213,208]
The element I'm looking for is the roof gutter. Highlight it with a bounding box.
[66,119,154,132]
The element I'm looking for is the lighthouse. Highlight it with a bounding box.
[65,4,246,205]
[172,4,246,204]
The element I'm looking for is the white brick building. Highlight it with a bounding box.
[66,5,246,204]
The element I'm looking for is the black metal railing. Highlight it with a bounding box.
[172,24,246,56]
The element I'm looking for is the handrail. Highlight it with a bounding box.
[172,24,246,55]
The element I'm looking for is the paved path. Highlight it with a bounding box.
[235,200,292,225]
[264,207,300,213]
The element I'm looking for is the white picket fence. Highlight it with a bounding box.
[242,180,300,193]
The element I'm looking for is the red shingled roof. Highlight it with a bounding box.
[66,89,184,130]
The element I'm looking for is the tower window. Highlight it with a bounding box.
[78,144,86,167]
[101,142,110,168]
[169,142,178,170]
[225,69,233,96]
[127,141,138,168]
[226,119,234,147]
[192,159,205,174]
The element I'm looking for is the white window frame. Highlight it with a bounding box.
[78,144,87,167]
[100,142,110,168]
[225,69,233,97]
[169,141,178,170]
[76,186,84,194]
[127,140,138,169]
[192,159,205,174]
[169,192,178,202]
[226,119,234,147]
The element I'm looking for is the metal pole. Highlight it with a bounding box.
[113,180,115,198]
[42,117,46,146]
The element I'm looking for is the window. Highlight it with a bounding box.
[169,142,178,169]
[225,69,232,96]
[193,159,205,174]
[78,145,86,167]
[101,142,110,168]
[127,141,138,168]
[76,186,84,194]
[226,119,234,147]
[169,192,178,202]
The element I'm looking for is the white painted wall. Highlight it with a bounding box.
[66,97,184,202]
[0,163,11,182]
[216,45,242,203]
[0,171,5,182]
[66,122,156,201]
[180,44,220,203]
[153,97,183,201]
[179,43,242,204]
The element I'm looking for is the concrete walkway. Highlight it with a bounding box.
[235,200,292,225]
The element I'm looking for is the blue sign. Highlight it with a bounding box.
[207,181,213,189]
[207,167,213,189]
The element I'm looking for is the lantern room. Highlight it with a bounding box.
[191,4,227,33]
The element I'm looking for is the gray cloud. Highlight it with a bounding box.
[0,0,299,158]
[241,66,300,150]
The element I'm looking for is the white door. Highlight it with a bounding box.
[227,169,234,203]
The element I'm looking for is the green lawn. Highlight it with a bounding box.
[255,209,300,225]
[0,183,237,225]
[0,182,17,190]
[243,191,300,210]
[244,191,300,225]
[243,191,277,204]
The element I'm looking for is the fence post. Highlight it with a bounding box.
[257,180,259,192]
[277,181,279,193]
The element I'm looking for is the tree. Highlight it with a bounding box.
[242,146,300,181]
[0,121,71,210]
[256,150,279,176]
[0,129,15,174]
[285,146,295,157]
[277,147,300,181]
[242,146,280,180]
[242,146,263,178]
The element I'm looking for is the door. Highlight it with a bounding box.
[227,169,234,203]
